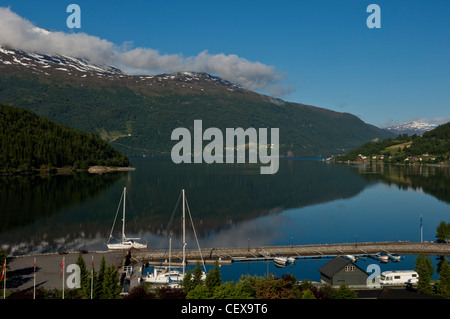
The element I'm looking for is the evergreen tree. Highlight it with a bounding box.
[436,221,450,243]
[437,258,450,298]
[205,260,221,293]
[75,253,90,298]
[102,265,121,299]
[185,284,211,299]
[415,254,434,295]
[192,262,204,287]
[95,256,106,298]
[181,269,194,293]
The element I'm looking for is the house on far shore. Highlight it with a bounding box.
[318,256,368,288]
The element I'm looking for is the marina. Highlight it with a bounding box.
[5,240,450,294]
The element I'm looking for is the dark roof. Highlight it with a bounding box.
[318,256,367,277]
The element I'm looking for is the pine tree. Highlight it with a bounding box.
[75,253,90,298]
[415,254,434,295]
[102,265,121,299]
[95,256,106,298]
[437,258,450,298]
[182,269,194,293]
[192,262,204,287]
[205,260,221,293]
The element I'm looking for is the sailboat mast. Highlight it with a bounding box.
[122,187,126,243]
[182,189,186,275]
[169,236,172,273]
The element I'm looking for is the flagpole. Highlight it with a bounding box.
[91,255,93,300]
[420,215,423,242]
[33,257,36,299]
[2,260,5,299]
[62,257,65,299]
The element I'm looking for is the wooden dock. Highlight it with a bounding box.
[133,241,450,265]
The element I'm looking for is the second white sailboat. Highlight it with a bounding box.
[141,189,206,285]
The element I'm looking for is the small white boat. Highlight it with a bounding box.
[287,257,296,264]
[274,255,288,267]
[106,187,147,250]
[388,253,402,262]
[345,255,358,262]
[376,252,389,263]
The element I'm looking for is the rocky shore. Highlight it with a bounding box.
[87,166,136,174]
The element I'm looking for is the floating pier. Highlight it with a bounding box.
[133,240,450,266]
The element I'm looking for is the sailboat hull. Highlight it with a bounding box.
[107,241,147,250]
[141,268,206,285]
[142,269,184,284]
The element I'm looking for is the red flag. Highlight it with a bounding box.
[60,257,64,278]
[34,258,36,273]
[0,260,5,282]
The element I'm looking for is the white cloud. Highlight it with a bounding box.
[0,7,291,96]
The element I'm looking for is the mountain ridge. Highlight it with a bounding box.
[385,120,438,136]
[0,45,395,158]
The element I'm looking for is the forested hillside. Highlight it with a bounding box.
[336,122,450,163]
[0,103,130,172]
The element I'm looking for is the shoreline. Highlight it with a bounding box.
[334,159,450,168]
[87,165,136,174]
[0,165,136,176]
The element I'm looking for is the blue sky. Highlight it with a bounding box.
[1,0,449,128]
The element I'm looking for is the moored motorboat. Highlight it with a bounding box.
[376,252,389,263]
[274,255,288,267]
[388,253,402,262]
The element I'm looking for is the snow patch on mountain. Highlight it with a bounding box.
[0,45,126,77]
[385,120,438,136]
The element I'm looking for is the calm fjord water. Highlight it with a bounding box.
[1,158,449,281]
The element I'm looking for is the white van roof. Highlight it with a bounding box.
[381,270,417,275]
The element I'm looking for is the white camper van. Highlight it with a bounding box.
[379,270,419,286]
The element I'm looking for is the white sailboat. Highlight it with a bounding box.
[142,237,184,285]
[107,187,147,250]
[141,189,206,285]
